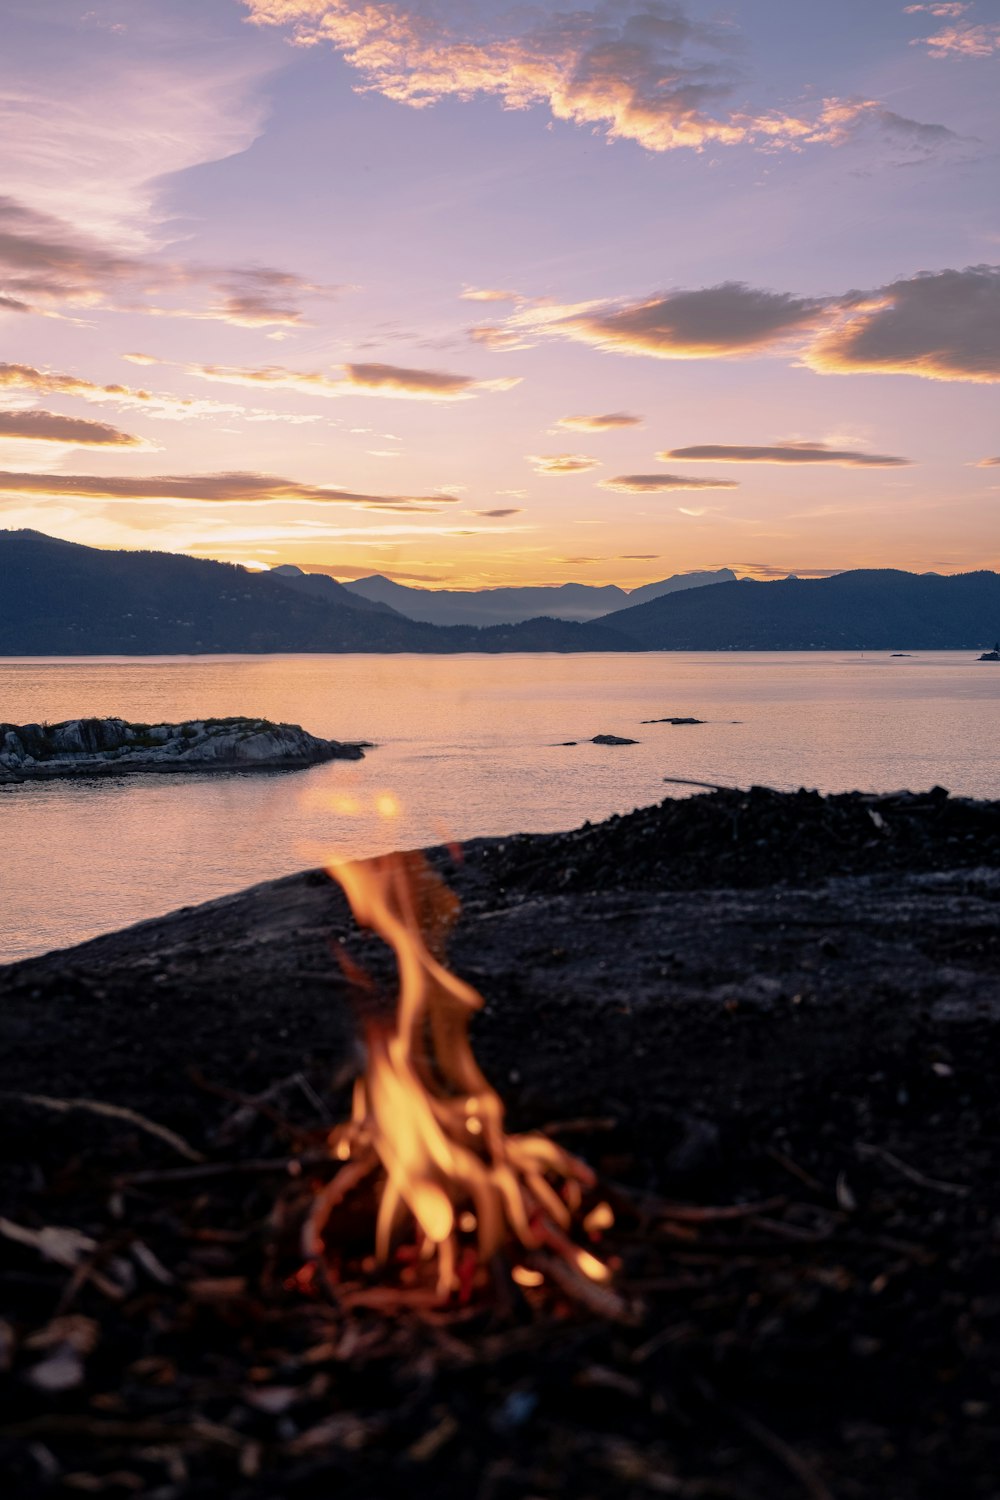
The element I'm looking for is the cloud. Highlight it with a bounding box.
[620,553,660,559]
[0,195,337,325]
[556,412,643,431]
[1,9,271,250]
[182,359,519,401]
[736,562,842,579]
[0,195,134,312]
[488,264,999,383]
[241,2,954,158]
[0,410,145,447]
[0,469,460,509]
[910,19,1000,55]
[0,359,283,424]
[475,507,524,517]
[343,362,519,399]
[528,453,601,476]
[600,473,738,492]
[660,441,912,466]
[975,456,1000,467]
[807,265,1000,382]
[460,287,522,303]
[532,283,828,359]
[0,360,153,405]
[903,4,970,15]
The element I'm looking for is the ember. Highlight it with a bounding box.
[302,839,615,1306]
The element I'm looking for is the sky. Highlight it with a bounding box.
[1,0,998,588]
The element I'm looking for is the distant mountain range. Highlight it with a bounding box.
[2,531,997,654]
[331,568,736,626]
[600,569,1000,650]
[0,531,630,654]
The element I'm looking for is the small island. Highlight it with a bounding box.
[0,716,368,784]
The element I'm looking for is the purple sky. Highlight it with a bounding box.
[1,0,998,585]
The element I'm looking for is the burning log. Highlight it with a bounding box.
[299,846,622,1311]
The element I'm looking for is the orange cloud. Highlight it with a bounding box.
[241,3,954,158]
[660,442,912,466]
[0,469,459,508]
[183,358,519,401]
[600,473,738,492]
[563,284,828,358]
[0,410,145,447]
[0,360,280,423]
[528,453,601,476]
[490,264,999,382]
[975,456,1000,467]
[806,265,1000,382]
[556,411,643,431]
[460,287,522,303]
[910,19,1000,55]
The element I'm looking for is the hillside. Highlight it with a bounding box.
[0,531,630,655]
[601,568,1000,650]
[340,568,735,625]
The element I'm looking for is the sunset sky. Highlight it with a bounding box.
[2,0,998,588]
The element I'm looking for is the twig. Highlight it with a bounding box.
[0,1092,203,1163]
[656,1196,787,1224]
[856,1141,969,1197]
[0,1415,243,1450]
[538,1115,618,1138]
[697,1380,834,1500]
[765,1146,824,1193]
[116,1152,331,1187]
[528,1243,641,1325]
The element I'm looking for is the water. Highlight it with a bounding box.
[1,651,997,963]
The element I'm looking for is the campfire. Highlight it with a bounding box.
[298,837,619,1310]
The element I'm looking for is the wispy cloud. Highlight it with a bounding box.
[0,469,461,509]
[975,455,1000,467]
[460,287,522,303]
[909,16,1000,55]
[660,441,912,466]
[556,412,644,431]
[475,507,524,517]
[0,195,338,326]
[528,453,601,476]
[600,473,739,492]
[0,410,146,447]
[0,360,298,424]
[173,358,520,401]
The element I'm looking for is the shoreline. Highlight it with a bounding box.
[1,786,998,1497]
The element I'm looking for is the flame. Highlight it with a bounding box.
[302,810,612,1302]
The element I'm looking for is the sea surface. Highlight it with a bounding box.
[1,651,997,963]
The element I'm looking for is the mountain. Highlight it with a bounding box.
[269,564,402,617]
[625,568,737,608]
[338,568,736,626]
[601,569,1000,650]
[0,531,632,654]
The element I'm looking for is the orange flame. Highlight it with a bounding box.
[303,820,612,1302]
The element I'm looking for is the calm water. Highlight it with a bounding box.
[1,652,997,963]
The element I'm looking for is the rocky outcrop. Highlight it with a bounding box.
[0,716,368,783]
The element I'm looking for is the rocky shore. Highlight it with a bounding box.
[0,716,368,784]
[0,787,998,1498]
